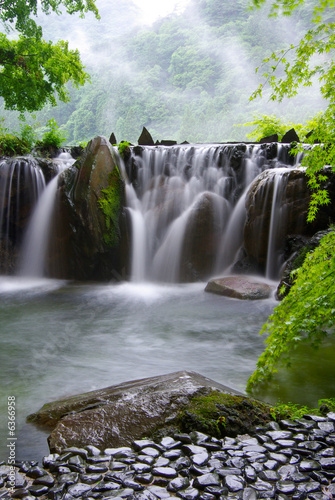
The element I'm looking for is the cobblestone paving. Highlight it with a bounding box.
[0,412,335,500]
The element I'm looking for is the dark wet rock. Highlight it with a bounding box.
[29,371,242,453]
[281,128,300,143]
[180,192,231,282]
[205,276,273,300]
[259,134,279,143]
[225,474,245,491]
[4,391,335,500]
[276,480,296,494]
[241,169,335,276]
[51,135,127,280]
[138,127,155,146]
[66,482,92,497]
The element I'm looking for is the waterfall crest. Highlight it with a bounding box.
[123,143,298,282]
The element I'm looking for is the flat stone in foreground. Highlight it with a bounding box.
[28,371,243,453]
[205,276,273,300]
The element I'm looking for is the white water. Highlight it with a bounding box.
[0,158,45,262]
[124,144,297,282]
[19,153,74,277]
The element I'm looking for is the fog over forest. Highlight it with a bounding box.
[1,0,326,144]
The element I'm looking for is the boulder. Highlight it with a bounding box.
[281,128,300,143]
[241,167,335,276]
[179,192,230,281]
[109,132,117,145]
[49,136,129,280]
[259,134,279,144]
[205,276,273,300]
[138,127,155,146]
[27,371,243,453]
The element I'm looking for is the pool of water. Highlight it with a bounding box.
[0,277,333,462]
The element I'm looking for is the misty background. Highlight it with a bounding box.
[0,0,325,144]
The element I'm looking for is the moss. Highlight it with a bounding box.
[97,167,122,247]
[178,390,274,438]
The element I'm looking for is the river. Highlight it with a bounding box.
[0,277,277,461]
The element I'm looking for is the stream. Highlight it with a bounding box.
[0,277,277,461]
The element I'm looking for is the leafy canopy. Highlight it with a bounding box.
[247,230,335,391]
[250,0,335,220]
[0,0,99,112]
[247,0,335,394]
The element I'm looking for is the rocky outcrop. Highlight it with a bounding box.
[281,128,300,143]
[239,167,335,276]
[276,229,334,299]
[205,276,273,300]
[180,193,230,281]
[49,136,129,280]
[138,127,155,146]
[27,371,243,453]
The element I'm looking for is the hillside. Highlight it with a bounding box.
[0,0,325,144]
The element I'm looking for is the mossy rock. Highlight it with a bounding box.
[177,390,273,439]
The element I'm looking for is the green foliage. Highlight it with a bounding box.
[97,169,122,247]
[270,397,335,420]
[241,113,322,142]
[19,122,38,150]
[247,231,335,392]
[0,0,98,112]
[241,113,290,141]
[0,132,29,156]
[36,119,67,149]
[118,141,131,158]
[250,0,335,218]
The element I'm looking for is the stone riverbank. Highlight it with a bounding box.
[1,412,335,500]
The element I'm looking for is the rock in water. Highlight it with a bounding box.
[27,371,243,453]
[204,276,273,300]
[138,127,155,146]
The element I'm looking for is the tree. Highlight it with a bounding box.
[247,0,335,393]
[0,0,99,112]
[249,0,335,219]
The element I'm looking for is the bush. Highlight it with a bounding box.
[36,119,67,150]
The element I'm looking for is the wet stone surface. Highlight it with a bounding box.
[1,413,335,500]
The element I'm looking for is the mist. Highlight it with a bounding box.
[0,0,327,144]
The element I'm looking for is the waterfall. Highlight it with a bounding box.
[0,157,45,272]
[123,143,297,283]
[19,153,74,278]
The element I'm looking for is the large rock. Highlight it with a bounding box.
[205,276,273,300]
[180,192,230,281]
[27,371,243,453]
[241,167,335,276]
[49,136,130,280]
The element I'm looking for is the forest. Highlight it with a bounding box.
[0,0,326,144]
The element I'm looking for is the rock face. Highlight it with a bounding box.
[138,127,155,146]
[205,276,273,300]
[240,167,335,276]
[180,193,230,281]
[49,136,129,280]
[27,371,243,453]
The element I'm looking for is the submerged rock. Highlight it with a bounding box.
[27,371,243,454]
[204,276,273,300]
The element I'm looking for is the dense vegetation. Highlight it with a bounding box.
[0,0,325,144]
[0,0,99,113]
[247,0,335,393]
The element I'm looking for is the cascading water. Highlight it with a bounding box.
[19,153,75,278]
[123,143,302,283]
[0,157,45,273]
